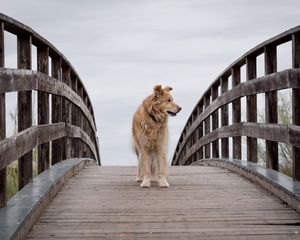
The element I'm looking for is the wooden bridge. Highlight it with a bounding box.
[1,13,300,239]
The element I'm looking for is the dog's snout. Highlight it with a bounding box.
[177,106,182,112]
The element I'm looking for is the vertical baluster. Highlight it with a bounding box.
[0,21,6,207]
[246,56,258,163]
[17,34,32,190]
[83,94,88,158]
[204,93,210,158]
[62,66,72,159]
[37,46,49,173]
[221,76,229,158]
[231,67,241,159]
[197,102,203,160]
[292,33,300,180]
[211,85,219,158]
[71,75,78,158]
[265,45,278,170]
[78,82,84,158]
[51,57,62,165]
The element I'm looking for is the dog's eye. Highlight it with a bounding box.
[167,99,171,102]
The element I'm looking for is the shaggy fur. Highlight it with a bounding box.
[132,85,181,188]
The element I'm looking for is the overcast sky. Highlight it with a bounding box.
[2,0,300,165]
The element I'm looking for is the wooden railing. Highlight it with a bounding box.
[172,26,300,181]
[0,13,100,207]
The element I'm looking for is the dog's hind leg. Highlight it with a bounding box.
[140,150,151,188]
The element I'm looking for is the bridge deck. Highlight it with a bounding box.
[26,166,300,239]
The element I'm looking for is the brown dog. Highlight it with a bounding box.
[132,85,181,188]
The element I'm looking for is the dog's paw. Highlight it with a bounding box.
[158,176,170,188]
[136,176,142,182]
[140,177,151,188]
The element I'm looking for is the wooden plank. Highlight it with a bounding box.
[181,122,298,165]
[17,33,32,190]
[0,69,97,134]
[221,77,229,158]
[264,45,278,170]
[196,103,203,161]
[211,85,219,158]
[0,21,6,207]
[62,66,72,160]
[204,94,210,158]
[70,75,78,158]
[246,56,258,163]
[25,166,300,239]
[0,123,98,170]
[292,33,300,180]
[231,67,241,159]
[51,57,62,165]
[37,46,49,173]
[77,82,84,158]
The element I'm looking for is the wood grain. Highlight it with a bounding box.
[26,166,300,239]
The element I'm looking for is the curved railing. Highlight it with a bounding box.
[0,13,100,207]
[172,25,300,181]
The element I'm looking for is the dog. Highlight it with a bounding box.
[132,85,181,188]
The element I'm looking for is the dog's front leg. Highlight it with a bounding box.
[157,150,170,188]
[140,150,151,188]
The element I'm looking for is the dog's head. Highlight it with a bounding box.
[152,85,182,117]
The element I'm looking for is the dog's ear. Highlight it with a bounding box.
[154,85,163,96]
[164,86,173,92]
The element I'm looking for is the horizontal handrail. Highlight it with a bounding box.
[180,122,300,165]
[0,123,99,170]
[0,68,96,133]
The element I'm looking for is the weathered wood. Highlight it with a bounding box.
[70,76,78,158]
[231,67,241,159]
[17,34,32,190]
[265,45,278,170]
[173,69,300,165]
[292,33,300,180]
[246,56,258,163]
[196,103,203,161]
[51,57,62,165]
[0,123,99,171]
[211,85,219,158]
[26,166,300,239]
[37,46,49,173]
[180,122,299,165]
[0,21,6,207]
[221,77,229,158]
[204,94,210,158]
[62,66,72,160]
[77,82,84,158]
[0,69,97,134]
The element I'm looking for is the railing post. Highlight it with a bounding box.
[71,75,78,158]
[0,21,6,207]
[78,83,84,158]
[51,57,62,165]
[17,33,32,190]
[37,46,49,173]
[62,66,72,159]
[204,93,211,158]
[197,103,203,160]
[292,33,300,180]
[221,76,229,158]
[231,67,241,159]
[264,45,278,170]
[246,56,258,163]
[211,85,219,158]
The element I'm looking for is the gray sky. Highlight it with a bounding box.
[2,0,300,165]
